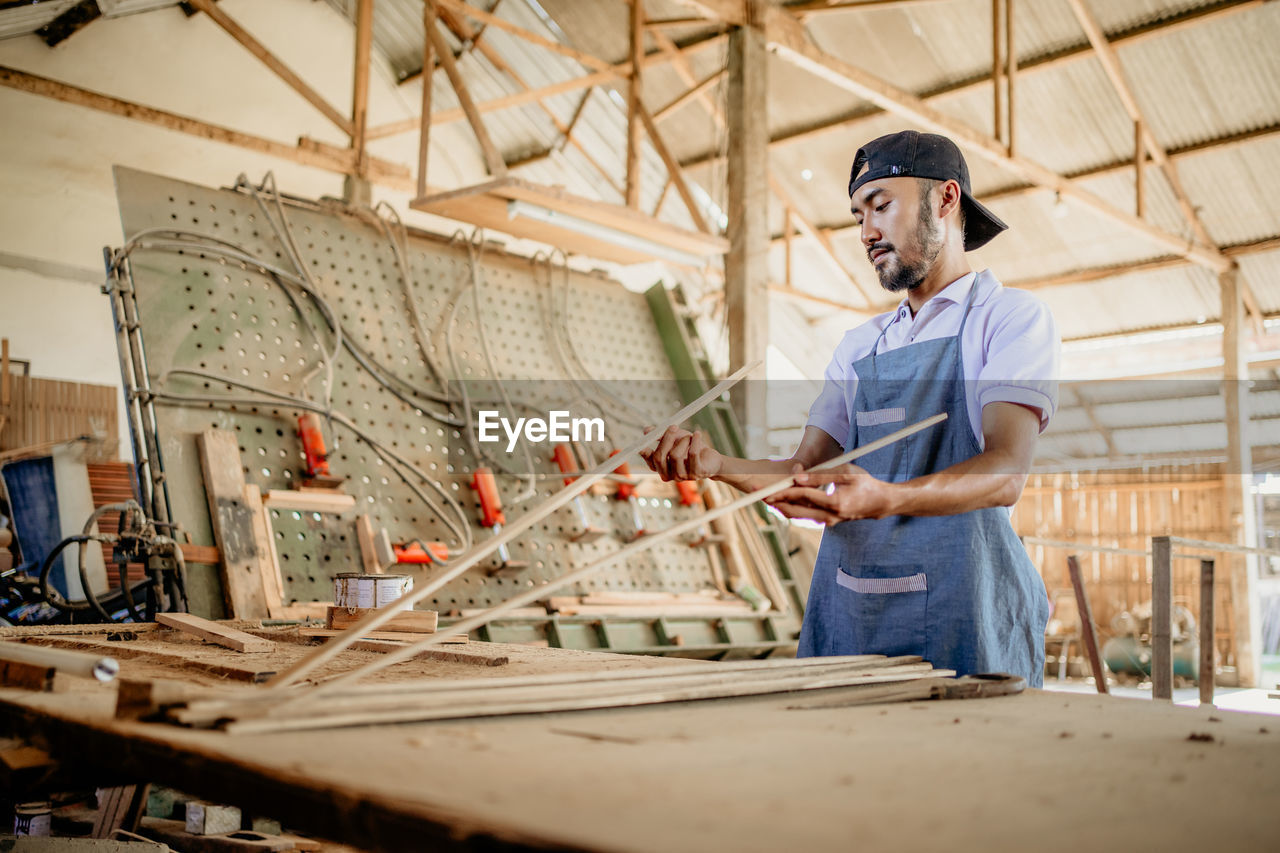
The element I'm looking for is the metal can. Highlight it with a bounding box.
[333,573,413,609]
[14,801,51,836]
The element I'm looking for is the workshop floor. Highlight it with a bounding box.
[1042,654,1280,716]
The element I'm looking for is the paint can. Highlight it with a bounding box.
[333,573,413,609]
[14,801,51,836]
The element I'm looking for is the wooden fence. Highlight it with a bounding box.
[0,375,119,456]
[1013,463,1239,670]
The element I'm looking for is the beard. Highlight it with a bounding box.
[873,206,944,293]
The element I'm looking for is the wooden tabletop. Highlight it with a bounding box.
[1,630,1277,852]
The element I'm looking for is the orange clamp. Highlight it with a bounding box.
[470,467,505,528]
[552,444,577,487]
[609,450,635,500]
[676,480,701,506]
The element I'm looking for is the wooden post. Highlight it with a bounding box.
[416,1,437,199]
[351,0,374,179]
[1199,558,1215,706]
[1135,120,1144,218]
[1220,265,1261,688]
[726,2,770,453]
[1151,535,1173,700]
[1005,0,1016,156]
[992,0,1003,146]
[626,0,644,209]
[1067,555,1108,695]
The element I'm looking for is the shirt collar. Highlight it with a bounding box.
[889,271,984,322]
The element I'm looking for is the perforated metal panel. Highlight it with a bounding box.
[113,167,723,614]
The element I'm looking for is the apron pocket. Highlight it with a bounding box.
[836,565,927,658]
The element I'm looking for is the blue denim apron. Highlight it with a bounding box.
[797,283,1049,686]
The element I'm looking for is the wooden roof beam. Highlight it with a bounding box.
[1065,0,1261,329]
[767,172,875,309]
[424,7,506,176]
[369,31,727,140]
[678,0,1265,171]
[186,0,354,137]
[758,3,1232,275]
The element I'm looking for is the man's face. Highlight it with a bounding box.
[850,176,943,293]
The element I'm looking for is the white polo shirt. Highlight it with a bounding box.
[806,270,1059,450]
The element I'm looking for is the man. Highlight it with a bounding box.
[642,130,1058,686]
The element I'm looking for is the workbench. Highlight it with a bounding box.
[1,626,1277,852]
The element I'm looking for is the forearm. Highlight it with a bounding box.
[713,457,802,493]
[881,446,1028,517]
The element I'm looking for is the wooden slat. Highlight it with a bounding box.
[156,613,275,654]
[197,429,269,620]
[243,485,284,618]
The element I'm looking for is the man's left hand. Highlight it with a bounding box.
[766,464,893,524]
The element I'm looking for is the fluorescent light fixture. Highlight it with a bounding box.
[506,199,707,267]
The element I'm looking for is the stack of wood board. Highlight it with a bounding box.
[159,654,955,734]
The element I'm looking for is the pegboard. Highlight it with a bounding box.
[112,167,724,616]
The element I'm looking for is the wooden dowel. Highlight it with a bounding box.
[275,413,947,702]
[264,362,761,689]
[1199,558,1215,706]
[1067,555,1108,694]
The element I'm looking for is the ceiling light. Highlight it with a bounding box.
[801,169,814,181]
[507,200,708,267]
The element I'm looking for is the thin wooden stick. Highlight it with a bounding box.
[264,362,760,689]
[273,412,947,699]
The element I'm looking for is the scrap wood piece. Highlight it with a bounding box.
[243,484,284,618]
[28,636,276,684]
[156,613,275,654]
[263,489,356,513]
[198,429,270,620]
[247,625,503,667]
[140,816,294,852]
[326,606,438,634]
[298,627,467,644]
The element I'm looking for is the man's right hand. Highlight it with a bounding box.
[640,426,723,482]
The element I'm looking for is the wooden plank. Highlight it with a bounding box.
[263,489,356,513]
[156,613,275,654]
[355,514,383,574]
[28,636,274,683]
[326,607,438,634]
[198,429,270,620]
[243,485,284,617]
[299,627,466,644]
[426,8,506,177]
[1066,555,1108,694]
[186,0,353,136]
[1199,559,1215,705]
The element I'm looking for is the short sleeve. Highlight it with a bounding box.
[976,293,1060,432]
[806,344,854,447]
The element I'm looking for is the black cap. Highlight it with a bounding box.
[848,130,1007,251]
